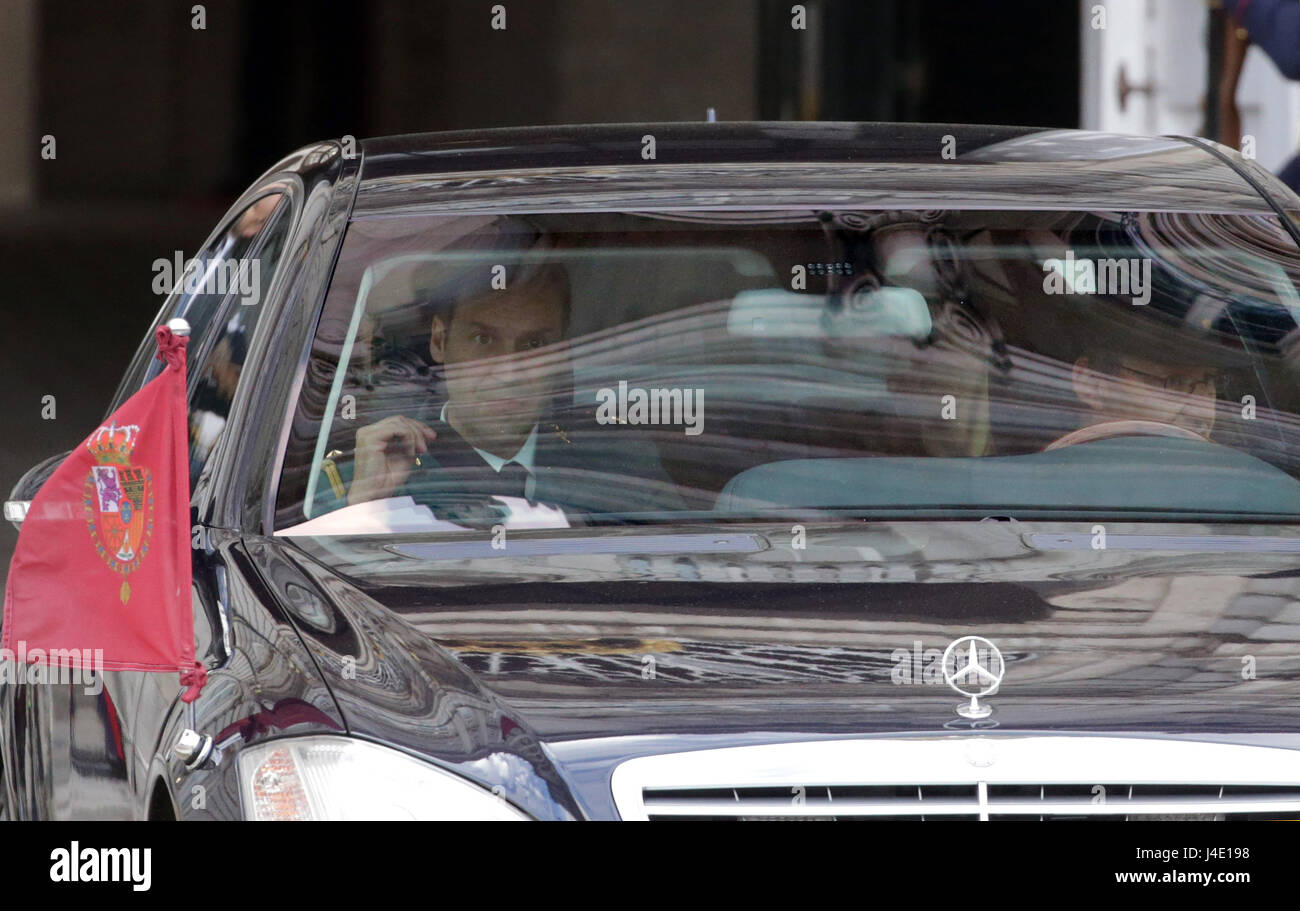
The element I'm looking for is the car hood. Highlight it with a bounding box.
[246,521,1300,818]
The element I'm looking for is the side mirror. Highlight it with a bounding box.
[6,450,71,530]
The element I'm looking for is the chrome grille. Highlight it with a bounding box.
[612,737,1300,820]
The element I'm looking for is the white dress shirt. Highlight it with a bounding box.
[439,403,538,498]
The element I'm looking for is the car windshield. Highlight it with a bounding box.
[273,207,1300,534]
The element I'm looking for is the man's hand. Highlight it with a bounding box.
[347,416,438,505]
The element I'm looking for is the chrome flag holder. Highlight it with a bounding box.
[163,317,216,766]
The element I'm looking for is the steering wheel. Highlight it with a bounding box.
[1043,419,1208,452]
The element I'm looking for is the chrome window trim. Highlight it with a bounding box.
[611,736,1300,820]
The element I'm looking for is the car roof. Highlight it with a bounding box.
[360,122,1047,171]
[350,121,1276,216]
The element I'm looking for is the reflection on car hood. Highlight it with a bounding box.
[248,521,1300,816]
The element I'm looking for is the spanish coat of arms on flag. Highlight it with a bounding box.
[3,324,206,698]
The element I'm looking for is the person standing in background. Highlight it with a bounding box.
[1218,0,1300,193]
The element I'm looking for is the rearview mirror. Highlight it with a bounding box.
[728,287,932,340]
[828,286,932,339]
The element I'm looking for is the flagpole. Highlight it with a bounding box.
[160,316,217,768]
[160,317,211,714]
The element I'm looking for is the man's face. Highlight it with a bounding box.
[430,282,568,439]
[1074,353,1218,437]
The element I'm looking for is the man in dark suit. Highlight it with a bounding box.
[342,257,686,525]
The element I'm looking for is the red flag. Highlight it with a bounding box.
[3,325,204,699]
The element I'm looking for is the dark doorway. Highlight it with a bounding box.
[763,0,1081,128]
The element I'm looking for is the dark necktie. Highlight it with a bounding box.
[497,460,531,499]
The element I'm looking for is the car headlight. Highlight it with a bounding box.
[237,736,529,820]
